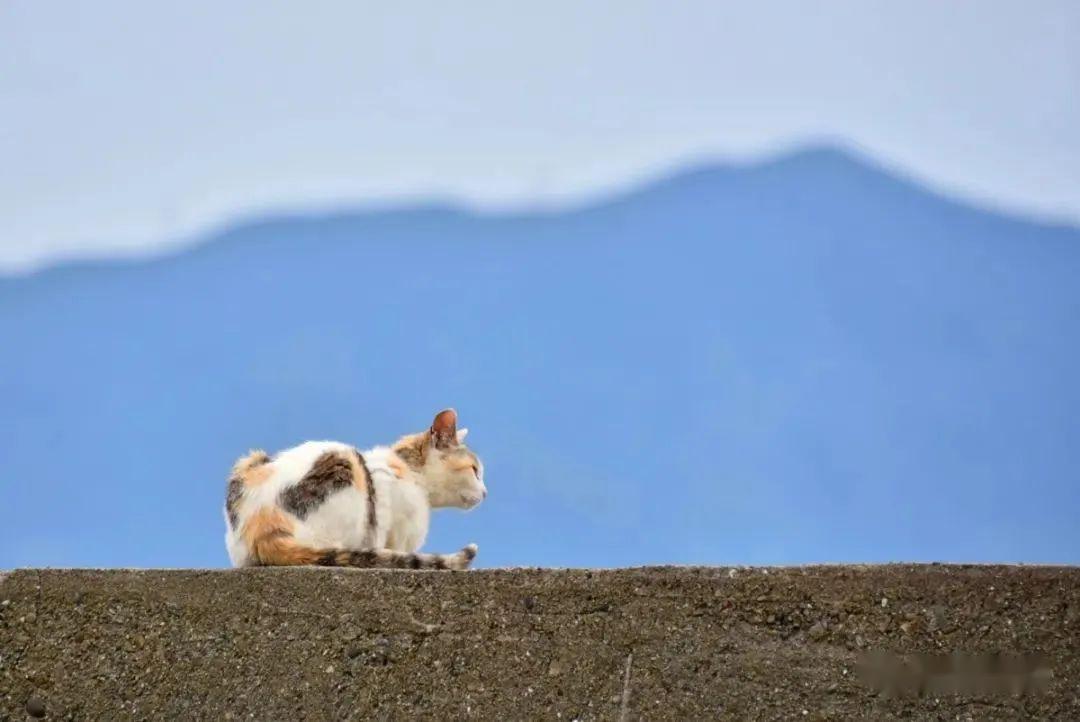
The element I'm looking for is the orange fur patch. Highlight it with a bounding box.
[242,464,272,487]
[387,456,408,479]
[241,507,293,547]
[232,449,272,487]
[241,509,328,565]
[254,536,323,565]
[347,451,369,492]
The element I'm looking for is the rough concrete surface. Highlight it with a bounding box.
[1,565,1077,720]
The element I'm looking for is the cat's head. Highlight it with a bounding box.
[392,408,486,509]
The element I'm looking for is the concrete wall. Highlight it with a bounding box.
[1,565,1077,720]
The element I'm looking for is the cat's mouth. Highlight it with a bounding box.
[459,490,485,509]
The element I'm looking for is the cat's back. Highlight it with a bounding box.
[270,440,354,485]
[236,440,356,508]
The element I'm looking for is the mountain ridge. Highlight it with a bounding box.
[1,143,1077,570]
[5,144,1076,284]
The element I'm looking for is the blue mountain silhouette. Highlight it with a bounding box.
[2,146,1077,568]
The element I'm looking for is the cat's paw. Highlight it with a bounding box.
[450,543,478,570]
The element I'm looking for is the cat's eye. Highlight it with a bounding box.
[471,464,480,477]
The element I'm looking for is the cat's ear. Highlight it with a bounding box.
[430,408,458,449]
[456,428,469,443]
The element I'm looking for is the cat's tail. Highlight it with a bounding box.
[254,535,478,571]
[319,544,478,571]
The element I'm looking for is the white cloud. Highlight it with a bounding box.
[1,1,1077,272]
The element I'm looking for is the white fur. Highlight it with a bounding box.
[224,439,484,567]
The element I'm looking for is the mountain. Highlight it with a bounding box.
[2,146,1078,568]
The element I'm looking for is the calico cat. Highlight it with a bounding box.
[224,409,484,570]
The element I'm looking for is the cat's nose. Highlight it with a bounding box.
[481,488,488,499]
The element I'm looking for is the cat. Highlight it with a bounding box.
[224,408,485,570]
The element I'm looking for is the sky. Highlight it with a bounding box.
[1,1,1078,273]
[2,3,1078,570]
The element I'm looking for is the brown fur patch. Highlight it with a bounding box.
[225,450,271,528]
[392,432,429,470]
[353,450,378,547]
[279,451,354,519]
[225,476,244,529]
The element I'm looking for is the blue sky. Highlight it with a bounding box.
[1,1,1078,272]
